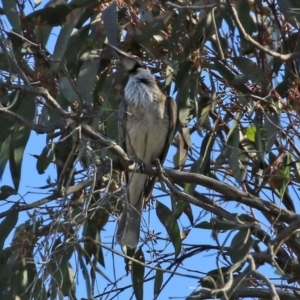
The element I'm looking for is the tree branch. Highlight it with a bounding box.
[229,5,300,62]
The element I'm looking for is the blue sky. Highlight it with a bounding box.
[0,1,289,299]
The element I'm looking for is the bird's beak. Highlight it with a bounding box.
[107,44,143,71]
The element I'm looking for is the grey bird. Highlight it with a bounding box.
[108,44,177,249]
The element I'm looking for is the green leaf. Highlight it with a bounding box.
[0,204,19,250]
[184,11,214,56]
[194,217,238,231]
[2,0,22,34]
[35,145,54,174]
[102,2,118,46]
[59,76,78,103]
[154,264,163,297]
[184,157,201,196]
[174,60,192,96]
[208,60,252,94]
[77,51,101,105]
[236,0,256,35]
[0,248,14,283]
[277,0,300,28]
[199,131,215,176]
[51,7,85,72]
[265,110,279,153]
[83,219,105,268]
[174,194,193,226]
[9,94,35,191]
[156,201,181,257]
[49,238,74,296]
[0,92,21,147]
[138,11,173,44]
[65,26,90,67]
[232,57,269,90]
[69,0,101,7]
[198,97,215,128]
[0,135,10,180]
[228,230,254,264]
[10,258,28,296]
[255,124,265,162]
[25,4,72,27]
[279,154,291,198]
[0,185,17,200]
[32,278,47,300]
[222,113,242,184]
[227,125,241,184]
[245,125,257,142]
[132,248,145,300]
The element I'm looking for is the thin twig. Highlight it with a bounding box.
[230,5,300,62]
[165,2,218,10]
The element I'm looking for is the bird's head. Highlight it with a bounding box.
[107,44,146,73]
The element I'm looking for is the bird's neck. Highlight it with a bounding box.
[124,69,160,108]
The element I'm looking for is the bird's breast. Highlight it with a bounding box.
[125,100,168,163]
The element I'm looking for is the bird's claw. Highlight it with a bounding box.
[136,158,146,172]
[154,158,164,175]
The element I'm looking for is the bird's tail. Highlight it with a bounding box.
[116,173,146,249]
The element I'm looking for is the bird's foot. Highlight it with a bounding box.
[135,158,146,173]
[154,158,164,175]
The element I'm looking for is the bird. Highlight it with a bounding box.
[108,44,177,249]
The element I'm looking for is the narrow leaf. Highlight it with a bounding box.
[265,110,279,153]
[52,7,85,72]
[0,185,17,200]
[9,94,35,191]
[2,0,22,34]
[232,57,269,90]
[102,2,118,46]
[77,51,101,105]
[156,201,181,257]
[228,230,254,264]
[132,248,145,300]
[154,264,163,297]
[138,12,173,44]
[35,145,54,174]
[0,204,19,250]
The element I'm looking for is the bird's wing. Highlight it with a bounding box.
[118,98,127,154]
[160,96,178,165]
[144,96,177,200]
[118,98,129,181]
